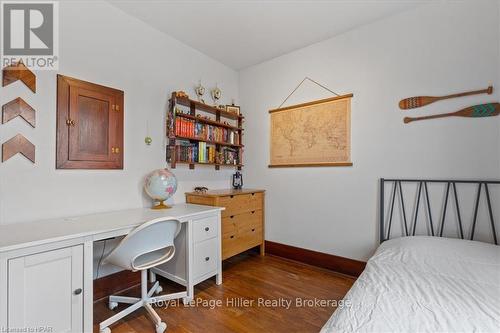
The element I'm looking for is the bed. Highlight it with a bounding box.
[321,179,500,333]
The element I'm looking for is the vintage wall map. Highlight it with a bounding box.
[269,95,352,167]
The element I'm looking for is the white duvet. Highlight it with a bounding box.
[321,236,500,333]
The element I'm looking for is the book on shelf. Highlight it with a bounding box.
[174,117,239,144]
[170,140,239,165]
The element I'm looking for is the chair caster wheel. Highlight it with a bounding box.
[100,327,111,333]
[156,322,167,333]
[109,301,118,310]
[155,285,163,294]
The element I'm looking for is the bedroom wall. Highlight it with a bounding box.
[240,0,500,261]
[0,1,239,276]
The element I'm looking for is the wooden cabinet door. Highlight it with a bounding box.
[8,245,84,333]
[57,75,123,169]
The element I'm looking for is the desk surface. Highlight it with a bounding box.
[0,204,223,253]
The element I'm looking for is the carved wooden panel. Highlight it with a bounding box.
[2,97,36,127]
[2,61,36,93]
[2,134,35,163]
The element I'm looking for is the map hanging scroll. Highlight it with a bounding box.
[269,94,353,167]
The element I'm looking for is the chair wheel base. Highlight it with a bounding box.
[100,327,111,333]
[156,322,167,333]
[109,301,118,310]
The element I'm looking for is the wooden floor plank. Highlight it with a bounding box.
[94,252,355,333]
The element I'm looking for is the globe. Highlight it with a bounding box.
[144,168,178,209]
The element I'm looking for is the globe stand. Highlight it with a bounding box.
[152,200,171,210]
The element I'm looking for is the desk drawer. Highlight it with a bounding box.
[193,216,218,243]
[220,192,263,217]
[193,238,218,278]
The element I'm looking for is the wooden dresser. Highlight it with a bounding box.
[186,189,265,260]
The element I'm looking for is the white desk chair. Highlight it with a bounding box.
[99,218,185,333]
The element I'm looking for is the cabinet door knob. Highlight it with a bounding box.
[74,288,83,295]
[205,227,209,232]
[205,257,210,261]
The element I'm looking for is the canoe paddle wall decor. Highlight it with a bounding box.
[2,134,35,163]
[404,103,500,124]
[2,97,36,127]
[399,86,493,110]
[2,61,36,93]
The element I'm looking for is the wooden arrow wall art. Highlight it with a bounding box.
[2,98,36,127]
[2,134,35,163]
[2,61,36,93]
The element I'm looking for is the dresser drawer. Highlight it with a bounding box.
[221,210,263,260]
[193,238,218,278]
[219,192,263,217]
[193,216,218,243]
[222,210,261,234]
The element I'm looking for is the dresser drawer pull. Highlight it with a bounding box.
[251,211,255,214]
[251,193,255,196]
[230,215,234,219]
[252,228,255,232]
[205,257,210,262]
[230,195,234,198]
[205,227,210,231]
[230,235,235,239]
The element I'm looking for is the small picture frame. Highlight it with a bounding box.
[226,105,240,115]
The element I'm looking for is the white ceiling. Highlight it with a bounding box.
[108,1,428,70]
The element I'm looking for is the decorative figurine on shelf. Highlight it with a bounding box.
[211,84,222,107]
[195,80,206,103]
[175,91,189,98]
[144,168,178,209]
[232,171,243,189]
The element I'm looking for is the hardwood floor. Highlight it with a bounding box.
[93,252,356,333]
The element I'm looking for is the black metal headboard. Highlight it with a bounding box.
[380,179,500,245]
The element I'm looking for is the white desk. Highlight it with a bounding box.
[0,204,223,333]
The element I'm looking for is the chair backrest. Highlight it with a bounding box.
[104,218,181,271]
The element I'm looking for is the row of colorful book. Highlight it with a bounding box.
[174,117,240,144]
[173,141,239,165]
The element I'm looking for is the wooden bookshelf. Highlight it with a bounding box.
[175,113,242,131]
[175,96,244,121]
[167,92,243,170]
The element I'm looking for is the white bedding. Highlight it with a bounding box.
[321,236,500,333]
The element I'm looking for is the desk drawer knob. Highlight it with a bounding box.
[74,288,83,295]
[205,257,210,262]
[252,228,255,232]
[205,227,210,231]
[230,235,235,239]
[251,211,255,214]
[230,215,234,219]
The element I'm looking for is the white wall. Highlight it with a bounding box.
[240,0,500,261]
[0,1,239,276]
